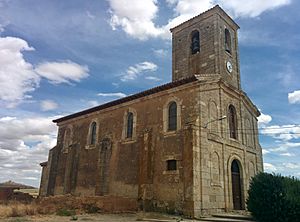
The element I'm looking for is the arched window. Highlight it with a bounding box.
[231,159,240,173]
[168,102,177,131]
[90,122,97,145]
[225,28,232,54]
[228,105,237,139]
[191,30,200,54]
[127,112,134,138]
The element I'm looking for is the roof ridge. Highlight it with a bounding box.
[170,4,239,31]
[170,5,220,31]
[53,75,199,123]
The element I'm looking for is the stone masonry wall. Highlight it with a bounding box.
[194,79,262,217]
[40,6,263,217]
[171,7,240,90]
[49,81,200,215]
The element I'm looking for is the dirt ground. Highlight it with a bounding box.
[0,212,194,222]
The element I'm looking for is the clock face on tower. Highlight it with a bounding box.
[226,61,233,73]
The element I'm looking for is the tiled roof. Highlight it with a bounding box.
[40,162,48,167]
[53,75,199,123]
[170,5,239,32]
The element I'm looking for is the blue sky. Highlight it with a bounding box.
[0,0,299,187]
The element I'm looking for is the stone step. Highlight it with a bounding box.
[197,217,254,222]
[137,219,175,222]
[212,214,253,221]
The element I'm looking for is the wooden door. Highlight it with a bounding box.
[231,160,242,210]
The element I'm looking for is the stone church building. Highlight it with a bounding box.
[39,5,263,217]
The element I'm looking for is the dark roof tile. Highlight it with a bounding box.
[53,75,198,123]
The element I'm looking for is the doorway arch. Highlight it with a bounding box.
[231,159,243,210]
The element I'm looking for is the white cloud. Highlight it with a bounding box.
[268,142,300,153]
[258,112,272,127]
[258,111,299,143]
[0,37,39,107]
[0,36,90,107]
[0,116,58,187]
[218,0,291,18]
[108,0,291,40]
[97,92,127,98]
[263,162,300,177]
[288,90,300,104]
[0,116,57,144]
[121,61,158,81]
[173,0,213,17]
[262,149,270,155]
[112,82,119,87]
[145,76,161,81]
[87,100,99,107]
[40,100,58,111]
[0,24,5,33]
[280,152,295,157]
[86,93,128,108]
[276,65,298,88]
[261,125,300,141]
[108,0,164,40]
[282,162,300,169]
[153,49,168,58]
[86,10,96,19]
[35,61,89,84]
[165,0,178,6]
[264,162,277,172]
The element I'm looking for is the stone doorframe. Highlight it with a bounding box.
[227,154,245,210]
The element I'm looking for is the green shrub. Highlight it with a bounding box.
[247,172,300,222]
[56,208,75,216]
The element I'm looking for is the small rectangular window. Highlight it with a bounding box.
[167,160,177,171]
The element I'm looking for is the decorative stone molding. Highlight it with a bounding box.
[162,96,182,136]
[85,118,99,149]
[121,107,137,143]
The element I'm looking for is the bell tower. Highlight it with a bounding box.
[171,5,241,89]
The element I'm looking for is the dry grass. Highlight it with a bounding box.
[0,202,37,218]
[0,196,82,219]
[0,195,136,219]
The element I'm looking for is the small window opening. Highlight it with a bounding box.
[168,102,177,131]
[228,105,237,139]
[225,28,232,54]
[126,112,134,138]
[231,160,240,173]
[167,160,177,171]
[90,122,97,145]
[191,30,200,54]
